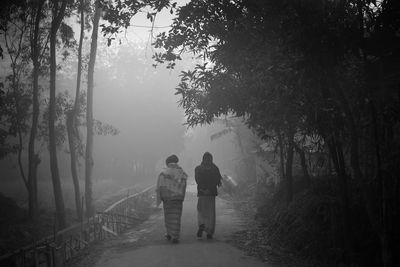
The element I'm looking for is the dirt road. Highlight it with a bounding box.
[74,183,272,267]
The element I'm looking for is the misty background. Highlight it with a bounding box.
[0,18,257,210]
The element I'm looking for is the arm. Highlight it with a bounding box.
[156,174,162,206]
[195,166,201,185]
[215,166,222,187]
[181,178,187,199]
[179,169,188,199]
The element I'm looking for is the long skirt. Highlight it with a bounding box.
[163,200,184,239]
[197,196,216,235]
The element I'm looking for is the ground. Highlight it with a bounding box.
[68,183,279,267]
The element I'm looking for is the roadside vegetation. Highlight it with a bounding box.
[152,1,400,266]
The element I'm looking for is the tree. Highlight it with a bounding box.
[28,0,46,220]
[0,0,47,219]
[49,0,68,230]
[1,0,31,196]
[66,0,85,221]
[85,0,101,217]
[152,0,309,204]
[153,0,400,265]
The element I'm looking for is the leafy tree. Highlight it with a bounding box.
[152,0,306,203]
[1,0,31,192]
[100,0,177,46]
[0,0,50,219]
[153,0,400,265]
[0,0,121,226]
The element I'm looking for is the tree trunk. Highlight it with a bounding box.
[295,144,310,186]
[277,130,285,185]
[67,0,85,221]
[85,1,101,217]
[27,0,45,220]
[326,134,352,263]
[355,4,394,263]
[371,102,393,267]
[49,0,68,230]
[285,127,294,204]
[67,112,82,220]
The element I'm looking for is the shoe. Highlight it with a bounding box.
[172,238,179,244]
[196,228,203,238]
[206,234,213,239]
[165,234,171,241]
[197,224,204,238]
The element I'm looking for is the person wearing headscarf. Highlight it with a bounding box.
[156,154,187,243]
[194,152,222,239]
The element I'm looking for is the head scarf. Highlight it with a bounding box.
[166,154,179,165]
[201,152,213,165]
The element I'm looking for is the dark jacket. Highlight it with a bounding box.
[195,161,222,196]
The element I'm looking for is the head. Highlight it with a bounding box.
[202,152,213,164]
[165,154,179,165]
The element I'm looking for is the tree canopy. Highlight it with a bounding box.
[153,0,400,265]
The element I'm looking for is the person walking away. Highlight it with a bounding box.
[156,155,188,243]
[195,152,222,239]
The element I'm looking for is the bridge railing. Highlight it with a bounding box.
[100,185,156,236]
[0,185,156,267]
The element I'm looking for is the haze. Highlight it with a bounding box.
[0,4,250,209]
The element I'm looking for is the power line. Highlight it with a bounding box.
[131,24,171,29]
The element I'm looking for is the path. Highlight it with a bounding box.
[73,182,273,267]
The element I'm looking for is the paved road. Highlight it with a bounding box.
[76,183,270,267]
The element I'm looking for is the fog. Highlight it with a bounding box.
[0,9,247,208]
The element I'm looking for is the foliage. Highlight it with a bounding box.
[94,120,120,136]
[0,0,77,156]
[153,0,400,265]
[100,0,177,46]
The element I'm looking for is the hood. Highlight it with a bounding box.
[162,163,188,181]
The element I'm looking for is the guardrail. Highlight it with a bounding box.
[0,185,156,267]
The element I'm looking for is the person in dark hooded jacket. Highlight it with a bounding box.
[194,152,222,239]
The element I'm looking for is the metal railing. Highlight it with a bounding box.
[0,185,156,267]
